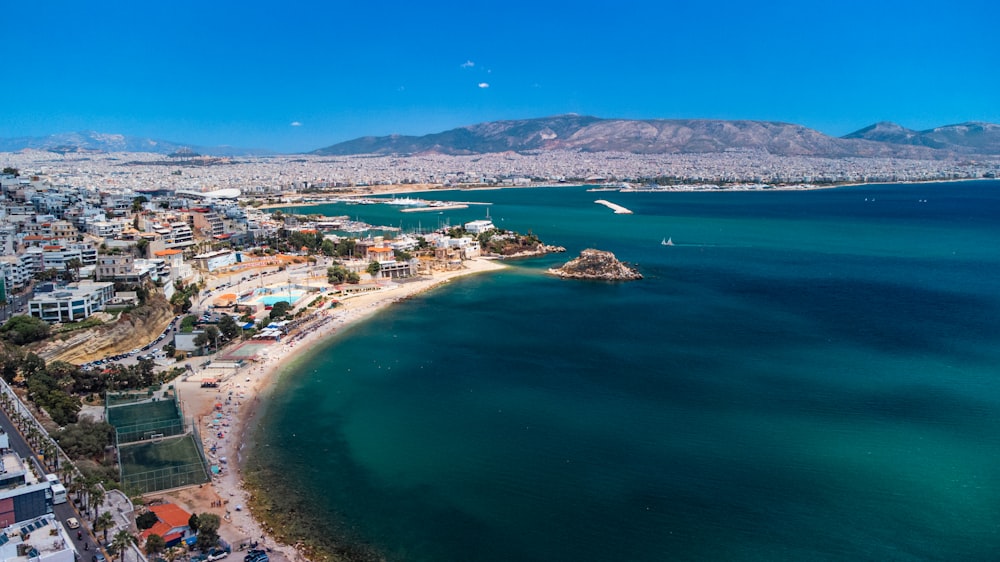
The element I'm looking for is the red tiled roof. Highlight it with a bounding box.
[150,503,192,529]
[141,521,171,540]
[162,532,183,543]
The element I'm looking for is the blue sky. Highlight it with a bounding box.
[2,0,996,153]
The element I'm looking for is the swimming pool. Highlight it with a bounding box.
[259,295,297,306]
[242,288,308,307]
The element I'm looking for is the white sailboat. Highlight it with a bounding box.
[661,237,674,246]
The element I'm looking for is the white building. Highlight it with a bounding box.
[0,448,57,527]
[164,222,194,249]
[0,514,77,562]
[192,250,236,272]
[463,219,495,234]
[86,220,124,238]
[28,282,115,323]
[0,258,30,292]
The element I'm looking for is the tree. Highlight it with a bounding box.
[95,511,115,542]
[366,261,381,278]
[193,331,210,350]
[0,316,51,345]
[90,485,106,521]
[335,238,356,257]
[145,533,166,556]
[187,513,200,532]
[217,315,240,341]
[1,167,18,177]
[327,265,350,284]
[111,529,137,562]
[268,300,291,318]
[194,513,220,551]
[320,238,336,256]
[65,258,83,283]
[20,352,46,379]
[0,344,24,383]
[136,511,159,531]
[204,325,221,351]
[55,420,115,460]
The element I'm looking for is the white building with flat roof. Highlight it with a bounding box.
[28,282,115,323]
[192,250,236,272]
[0,514,75,562]
[463,219,494,234]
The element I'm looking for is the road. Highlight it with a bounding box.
[0,291,31,323]
[0,406,104,560]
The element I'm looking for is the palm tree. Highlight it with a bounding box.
[40,442,56,472]
[59,463,75,488]
[89,484,105,521]
[68,478,84,507]
[95,512,115,543]
[112,529,137,562]
[65,258,83,283]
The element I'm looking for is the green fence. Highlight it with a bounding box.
[118,434,210,494]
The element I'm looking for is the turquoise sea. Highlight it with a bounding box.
[248,181,1000,561]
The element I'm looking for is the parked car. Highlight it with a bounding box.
[207,548,229,561]
[243,551,267,562]
[66,517,80,529]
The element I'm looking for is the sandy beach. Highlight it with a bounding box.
[158,258,506,561]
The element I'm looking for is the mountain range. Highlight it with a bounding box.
[1,117,998,158]
[312,116,1000,158]
[0,131,268,157]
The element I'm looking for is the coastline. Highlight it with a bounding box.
[169,258,507,562]
[255,176,998,209]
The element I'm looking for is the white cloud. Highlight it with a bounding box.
[478,82,490,89]
[290,121,302,127]
[461,60,475,68]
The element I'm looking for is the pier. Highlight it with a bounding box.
[400,204,470,212]
[594,199,633,214]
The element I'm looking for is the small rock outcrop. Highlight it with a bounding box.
[547,249,642,281]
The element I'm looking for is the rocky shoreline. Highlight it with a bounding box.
[500,244,567,260]
[547,249,642,280]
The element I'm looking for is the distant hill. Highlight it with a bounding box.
[0,131,267,157]
[312,115,1000,158]
[844,121,1000,154]
[5,118,998,159]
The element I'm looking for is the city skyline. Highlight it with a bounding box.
[2,0,996,153]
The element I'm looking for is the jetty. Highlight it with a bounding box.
[594,199,633,214]
[400,204,469,213]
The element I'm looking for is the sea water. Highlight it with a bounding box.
[247,181,1000,561]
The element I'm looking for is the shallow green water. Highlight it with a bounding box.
[249,181,1000,561]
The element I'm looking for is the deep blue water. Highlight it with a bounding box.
[249,181,1000,561]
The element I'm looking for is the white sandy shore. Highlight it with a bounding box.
[169,258,506,561]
